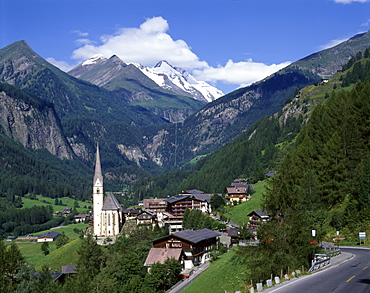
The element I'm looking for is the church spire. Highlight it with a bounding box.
[93,144,103,186]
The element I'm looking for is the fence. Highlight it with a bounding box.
[308,247,341,272]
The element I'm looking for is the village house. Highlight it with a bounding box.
[164,190,214,218]
[160,212,183,233]
[225,179,254,204]
[143,198,167,213]
[63,207,72,214]
[225,186,249,204]
[74,214,90,223]
[15,235,39,242]
[136,210,157,227]
[144,247,185,271]
[181,190,215,215]
[53,211,63,217]
[122,208,140,220]
[37,231,61,242]
[247,210,270,236]
[139,190,216,233]
[150,228,220,269]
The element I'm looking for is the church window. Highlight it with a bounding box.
[108,214,111,226]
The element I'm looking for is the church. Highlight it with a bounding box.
[92,146,124,237]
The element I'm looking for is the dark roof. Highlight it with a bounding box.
[248,210,269,218]
[231,183,254,190]
[164,194,189,204]
[173,228,220,244]
[62,265,77,274]
[74,214,89,218]
[122,208,139,214]
[266,171,275,178]
[228,228,239,237]
[184,189,204,194]
[93,144,103,186]
[232,178,248,183]
[191,193,213,203]
[102,192,122,211]
[39,231,61,239]
[138,210,156,216]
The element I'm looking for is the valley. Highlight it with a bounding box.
[1,28,370,292]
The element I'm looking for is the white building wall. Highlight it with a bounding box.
[93,179,104,236]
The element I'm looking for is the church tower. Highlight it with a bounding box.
[93,144,104,236]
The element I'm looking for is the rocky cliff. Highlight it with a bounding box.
[0,85,72,159]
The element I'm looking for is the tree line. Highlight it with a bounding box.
[236,64,370,282]
[1,226,182,293]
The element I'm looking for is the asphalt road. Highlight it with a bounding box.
[266,247,370,293]
[166,262,210,293]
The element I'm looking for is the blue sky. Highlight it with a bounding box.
[1,0,370,94]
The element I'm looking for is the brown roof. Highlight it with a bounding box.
[144,248,183,266]
[226,187,247,195]
[143,198,167,209]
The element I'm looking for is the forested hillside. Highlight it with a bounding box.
[133,47,370,202]
[234,54,370,283]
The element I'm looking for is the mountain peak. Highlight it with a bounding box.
[82,54,105,66]
[135,61,224,102]
[154,60,172,69]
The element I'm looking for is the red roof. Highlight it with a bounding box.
[144,248,183,266]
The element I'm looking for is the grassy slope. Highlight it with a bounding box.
[21,195,91,213]
[183,180,268,292]
[182,249,250,293]
[224,180,268,225]
[8,223,87,271]
[34,238,83,271]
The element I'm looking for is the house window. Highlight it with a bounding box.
[172,243,182,247]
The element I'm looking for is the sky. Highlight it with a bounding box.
[1,0,370,94]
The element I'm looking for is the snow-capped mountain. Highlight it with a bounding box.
[132,61,224,103]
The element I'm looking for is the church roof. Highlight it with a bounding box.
[93,144,103,186]
[102,192,122,211]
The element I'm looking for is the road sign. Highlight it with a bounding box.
[359,232,366,239]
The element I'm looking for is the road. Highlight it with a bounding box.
[166,262,210,293]
[265,247,370,293]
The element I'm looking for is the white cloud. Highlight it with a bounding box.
[362,19,370,26]
[75,38,94,46]
[193,59,291,88]
[334,0,370,3]
[71,30,89,37]
[46,57,76,72]
[50,17,290,90]
[318,38,349,50]
[71,16,207,69]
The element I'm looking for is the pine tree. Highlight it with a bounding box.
[76,234,103,278]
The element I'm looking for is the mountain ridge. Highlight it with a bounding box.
[68,54,206,123]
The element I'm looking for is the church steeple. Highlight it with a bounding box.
[93,144,104,236]
[93,144,103,187]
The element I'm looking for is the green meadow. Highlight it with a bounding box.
[183,249,250,293]
[224,180,267,225]
[8,223,88,271]
[21,195,91,214]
